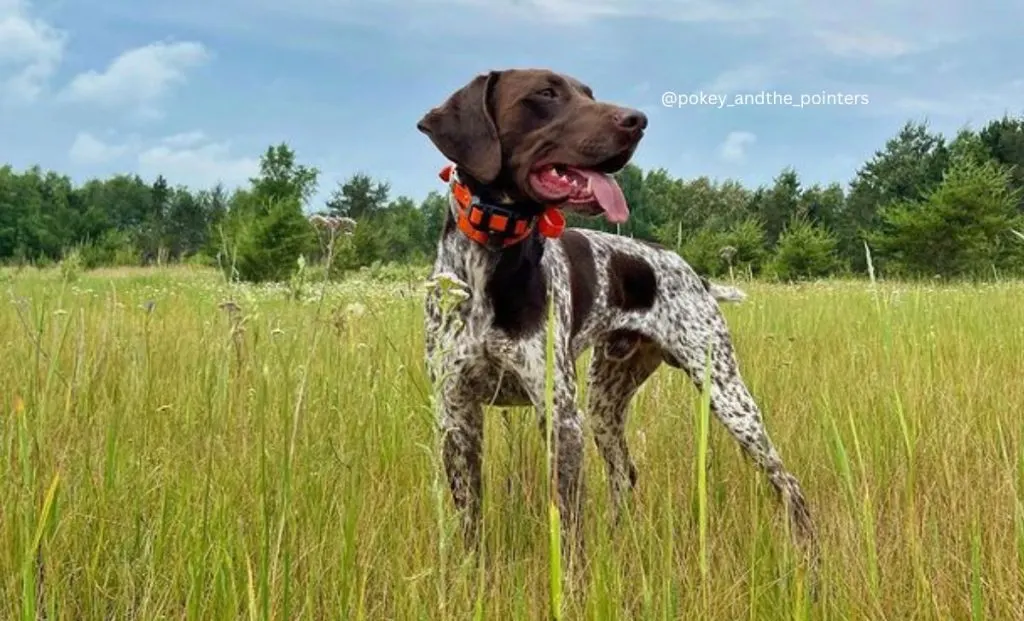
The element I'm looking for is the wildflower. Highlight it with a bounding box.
[309,214,357,235]
[337,217,357,235]
[425,271,470,316]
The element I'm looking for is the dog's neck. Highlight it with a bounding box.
[451,171,546,243]
[435,195,548,338]
[430,171,551,337]
[437,193,545,289]
[432,167,547,288]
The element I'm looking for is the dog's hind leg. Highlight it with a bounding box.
[586,331,662,523]
[653,303,816,549]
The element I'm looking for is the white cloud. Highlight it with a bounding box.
[813,31,914,59]
[159,130,208,148]
[868,79,1024,127]
[101,0,1014,62]
[137,138,258,190]
[469,0,771,23]
[718,131,756,163]
[66,130,258,190]
[61,40,209,116]
[283,0,972,53]
[0,0,65,102]
[240,0,772,26]
[68,132,130,165]
[702,65,780,94]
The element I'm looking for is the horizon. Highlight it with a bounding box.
[3,0,1022,209]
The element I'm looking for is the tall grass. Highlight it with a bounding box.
[2,265,1024,619]
[544,292,563,620]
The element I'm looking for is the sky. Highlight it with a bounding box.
[2,0,1022,210]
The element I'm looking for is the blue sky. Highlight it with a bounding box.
[2,0,1021,210]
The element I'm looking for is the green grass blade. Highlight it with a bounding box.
[545,290,563,620]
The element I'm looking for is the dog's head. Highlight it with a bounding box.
[416,68,646,223]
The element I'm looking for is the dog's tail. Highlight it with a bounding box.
[702,277,747,303]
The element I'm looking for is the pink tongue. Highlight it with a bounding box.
[571,168,629,223]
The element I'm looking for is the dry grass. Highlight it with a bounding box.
[2,266,1023,619]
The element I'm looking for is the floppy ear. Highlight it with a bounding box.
[416,71,502,184]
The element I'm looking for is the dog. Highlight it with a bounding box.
[418,69,815,564]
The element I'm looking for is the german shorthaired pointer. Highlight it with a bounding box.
[418,69,815,564]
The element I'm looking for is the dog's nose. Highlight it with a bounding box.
[614,108,648,131]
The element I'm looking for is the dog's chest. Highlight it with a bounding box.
[426,244,543,404]
[427,288,534,407]
[428,244,497,349]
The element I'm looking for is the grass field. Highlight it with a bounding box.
[2,264,1024,620]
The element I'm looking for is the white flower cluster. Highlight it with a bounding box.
[309,214,357,235]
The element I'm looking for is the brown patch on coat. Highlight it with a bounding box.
[607,251,657,310]
[560,230,597,338]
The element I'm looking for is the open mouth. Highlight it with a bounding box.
[527,155,632,223]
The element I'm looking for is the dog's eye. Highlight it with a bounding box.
[536,87,557,99]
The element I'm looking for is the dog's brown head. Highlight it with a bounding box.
[416,68,646,223]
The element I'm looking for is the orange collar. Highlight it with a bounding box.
[439,164,564,249]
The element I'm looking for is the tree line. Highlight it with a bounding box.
[2,114,1024,282]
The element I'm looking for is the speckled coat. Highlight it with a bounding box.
[424,193,817,565]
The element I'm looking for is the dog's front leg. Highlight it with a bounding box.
[518,337,586,568]
[428,344,483,549]
[550,395,585,567]
[424,273,486,548]
[439,393,484,548]
[528,376,585,571]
